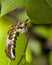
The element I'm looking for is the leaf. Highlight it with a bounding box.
[17,10,29,22]
[0,16,29,65]
[46,0,52,7]
[26,48,32,63]
[26,0,52,24]
[1,0,24,17]
[17,58,25,65]
[0,16,14,65]
[24,61,33,65]
[9,34,27,65]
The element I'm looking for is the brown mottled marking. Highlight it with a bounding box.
[5,21,27,60]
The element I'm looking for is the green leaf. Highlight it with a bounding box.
[0,16,28,65]
[26,0,52,24]
[1,0,24,17]
[17,10,29,22]
[18,58,25,65]
[9,34,27,65]
[46,0,52,7]
[26,48,32,63]
[0,16,14,65]
[24,62,33,65]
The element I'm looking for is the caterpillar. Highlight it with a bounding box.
[5,21,27,60]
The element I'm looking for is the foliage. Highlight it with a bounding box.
[26,0,52,24]
[0,0,52,65]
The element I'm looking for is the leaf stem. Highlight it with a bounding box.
[17,32,30,65]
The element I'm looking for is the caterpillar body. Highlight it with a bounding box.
[5,22,27,60]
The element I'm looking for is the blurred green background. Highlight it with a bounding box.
[0,0,52,65]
